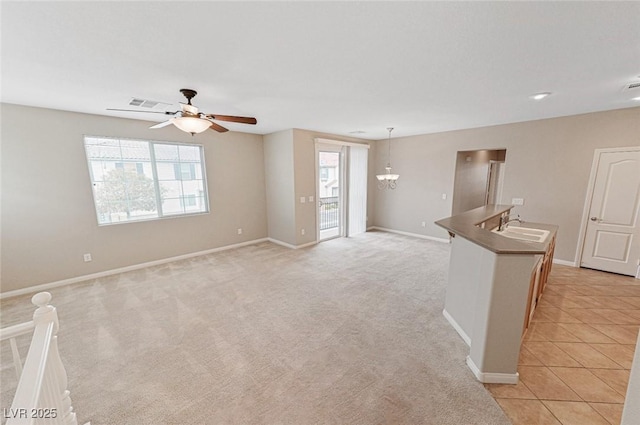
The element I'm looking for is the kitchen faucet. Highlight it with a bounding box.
[498,214,523,231]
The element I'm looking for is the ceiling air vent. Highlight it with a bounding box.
[128,98,171,109]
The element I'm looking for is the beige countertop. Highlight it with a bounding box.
[435,205,558,255]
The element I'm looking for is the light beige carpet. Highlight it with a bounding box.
[1,231,511,424]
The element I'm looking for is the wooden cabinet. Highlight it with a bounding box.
[523,257,543,335]
[538,233,556,297]
[522,233,556,335]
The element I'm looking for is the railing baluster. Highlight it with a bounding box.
[10,337,24,377]
[48,335,77,425]
[319,196,339,230]
[1,321,35,381]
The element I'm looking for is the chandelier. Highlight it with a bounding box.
[376,127,399,189]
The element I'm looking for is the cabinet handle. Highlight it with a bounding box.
[590,217,600,222]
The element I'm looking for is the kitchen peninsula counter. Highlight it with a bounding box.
[435,204,557,254]
[435,205,557,385]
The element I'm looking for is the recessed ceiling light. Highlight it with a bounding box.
[632,96,640,101]
[530,92,551,100]
[349,130,366,134]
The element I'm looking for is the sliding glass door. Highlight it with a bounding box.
[315,141,369,241]
[317,145,343,241]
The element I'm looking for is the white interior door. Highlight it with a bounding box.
[581,148,640,276]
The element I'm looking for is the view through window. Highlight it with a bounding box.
[84,136,208,225]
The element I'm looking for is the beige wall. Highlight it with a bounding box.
[371,106,640,263]
[264,128,371,247]
[263,130,296,245]
[452,150,503,215]
[291,129,372,245]
[1,105,371,293]
[622,334,640,424]
[1,104,267,292]
[292,129,318,245]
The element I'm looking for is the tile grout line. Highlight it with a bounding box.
[552,340,627,370]
[587,343,632,370]
[490,266,639,425]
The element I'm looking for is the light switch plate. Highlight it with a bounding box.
[300,197,306,204]
[512,198,524,206]
[308,196,314,202]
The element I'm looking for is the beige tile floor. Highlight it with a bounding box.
[486,265,640,425]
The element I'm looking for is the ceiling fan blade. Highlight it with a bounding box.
[107,108,176,115]
[149,119,175,129]
[205,114,257,125]
[208,122,229,133]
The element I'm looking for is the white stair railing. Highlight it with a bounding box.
[0,320,35,378]
[2,292,86,425]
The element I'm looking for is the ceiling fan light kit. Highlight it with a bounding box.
[107,88,257,135]
[172,116,213,134]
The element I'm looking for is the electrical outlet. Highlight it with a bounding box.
[301,228,305,235]
[83,253,92,262]
[511,198,525,206]
[237,228,243,235]
[421,221,426,227]
[442,193,447,200]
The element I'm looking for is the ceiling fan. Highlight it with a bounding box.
[107,89,257,135]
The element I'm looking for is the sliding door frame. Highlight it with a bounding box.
[314,138,370,242]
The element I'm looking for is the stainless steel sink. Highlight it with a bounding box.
[491,226,550,243]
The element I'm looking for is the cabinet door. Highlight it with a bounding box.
[538,234,556,297]
[523,258,543,336]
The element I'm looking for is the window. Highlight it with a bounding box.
[319,167,329,181]
[84,136,209,225]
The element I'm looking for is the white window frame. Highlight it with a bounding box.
[84,135,210,225]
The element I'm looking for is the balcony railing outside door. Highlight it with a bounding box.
[319,196,339,230]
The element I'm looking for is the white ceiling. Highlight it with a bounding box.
[2,1,639,140]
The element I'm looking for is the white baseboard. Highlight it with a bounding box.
[296,240,318,249]
[553,259,577,267]
[267,238,297,249]
[0,238,269,300]
[267,238,317,250]
[443,309,471,346]
[553,259,640,279]
[466,356,519,384]
[369,226,450,244]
